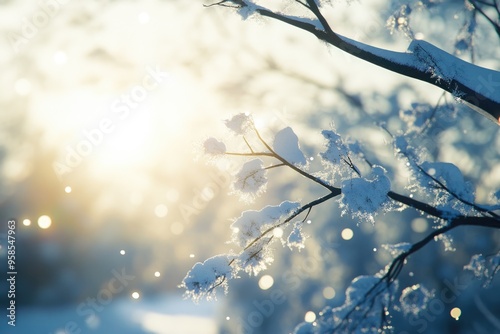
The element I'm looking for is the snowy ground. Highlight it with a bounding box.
[2,294,218,334]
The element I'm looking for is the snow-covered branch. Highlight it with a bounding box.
[186,113,499,331]
[208,0,500,123]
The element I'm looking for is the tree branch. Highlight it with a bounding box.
[252,125,339,193]
[470,0,500,38]
[334,214,500,331]
[250,4,500,123]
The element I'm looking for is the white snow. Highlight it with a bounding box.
[287,222,306,251]
[382,242,412,257]
[280,13,323,31]
[231,200,300,247]
[224,113,253,135]
[464,251,500,285]
[182,254,235,301]
[238,1,324,30]
[335,34,500,115]
[273,127,307,165]
[345,275,381,304]
[203,137,226,155]
[296,275,398,333]
[464,254,487,278]
[399,284,434,317]
[435,233,456,251]
[320,129,348,165]
[419,161,474,203]
[232,158,268,201]
[409,40,500,104]
[236,236,274,275]
[340,165,391,224]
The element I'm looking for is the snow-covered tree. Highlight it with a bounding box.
[182,1,500,333]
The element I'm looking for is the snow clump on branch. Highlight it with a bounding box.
[203,137,226,155]
[418,161,474,205]
[224,113,253,135]
[181,254,236,302]
[382,242,412,257]
[320,129,349,165]
[464,252,500,287]
[273,127,307,166]
[230,200,300,247]
[232,158,268,202]
[340,165,391,224]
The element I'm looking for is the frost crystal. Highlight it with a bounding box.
[225,113,252,135]
[382,242,412,257]
[287,222,306,251]
[464,252,500,286]
[386,4,414,38]
[399,284,434,317]
[203,137,226,155]
[419,161,474,203]
[464,254,486,278]
[231,201,300,247]
[434,234,456,252]
[273,127,307,165]
[232,159,267,202]
[237,236,274,275]
[434,233,456,252]
[182,254,235,301]
[294,275,398,333]
[320,129,348,165]
[340,166,391,224]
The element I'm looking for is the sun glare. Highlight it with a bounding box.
[94,110,153,168]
